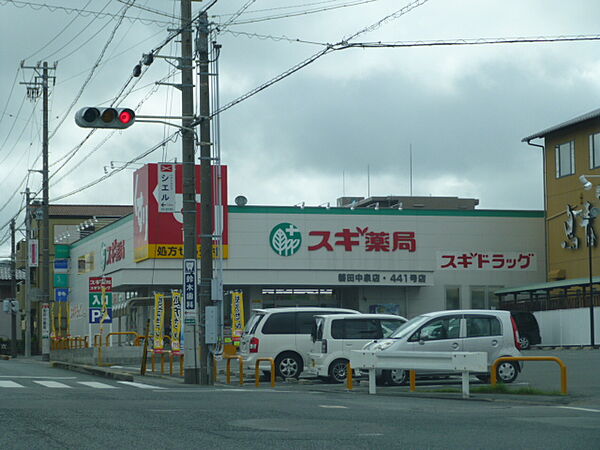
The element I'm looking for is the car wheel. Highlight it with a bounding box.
[328,359,349,384]
[519,335,530,350]
[383,369,408,386]
[275,352,303,380]
[496,361,519,383]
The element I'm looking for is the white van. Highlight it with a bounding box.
[238,307,360,379]
[362,309,523,385]
[307,313,407,383]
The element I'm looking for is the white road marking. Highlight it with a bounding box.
[318,405,348,409]
[0,380,25,388]
[33,380,71,388]
[117,381,166,389]
[0,376,76,379]
[78,381,118,389]
[556,406,600,413]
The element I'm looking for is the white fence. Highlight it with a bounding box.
[535,307,600,346]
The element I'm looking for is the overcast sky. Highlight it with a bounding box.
[1,0,600,255]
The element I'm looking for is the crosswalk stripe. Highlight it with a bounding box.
[0,380,25,388]
[33,380,71,388]
[117,381,165,389]
[78,381,118,389]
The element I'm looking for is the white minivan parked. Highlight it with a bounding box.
[238,307,360,379]
[362,309,523,385]
[307,313,407,383]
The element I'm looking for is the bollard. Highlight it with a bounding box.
[255,358,276,388]
[346,361,353,390]
[409,370,416,392]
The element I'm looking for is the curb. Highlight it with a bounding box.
[51,361,134,381]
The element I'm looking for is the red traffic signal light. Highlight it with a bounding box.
[75,107,135,129]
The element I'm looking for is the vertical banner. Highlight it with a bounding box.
[29,239,39,267]
[158,163,176,213]
[153,293,165,353]
[41,303,50,355]
[183,259,197,324]
[171,291,182,353]
[231,291,245,347]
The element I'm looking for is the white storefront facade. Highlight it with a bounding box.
[65,204,546,338]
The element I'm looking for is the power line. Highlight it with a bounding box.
[0,0,171,25]
[50,131,180,202]
[343,34,600,48]
[48,0,136,141]
[213,0,380,26]
[24,0,94,61]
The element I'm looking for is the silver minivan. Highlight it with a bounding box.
[362,309,523,385]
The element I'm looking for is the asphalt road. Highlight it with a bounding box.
[1,351,599,449]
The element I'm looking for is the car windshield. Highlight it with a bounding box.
[389,314,430,339]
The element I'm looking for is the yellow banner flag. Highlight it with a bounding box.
[153,293,165,352]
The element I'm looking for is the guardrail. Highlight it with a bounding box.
[491,356,568,395]
[255,357,276,388]
[350,350,488,397]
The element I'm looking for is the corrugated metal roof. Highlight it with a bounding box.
[48,204,132,217]
[522,107,600,142]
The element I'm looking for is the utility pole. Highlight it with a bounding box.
[10,219,17,358]
[24,188,31,357]
[181,0,200,384]
[197,10,214,385]
[21,61,55,361]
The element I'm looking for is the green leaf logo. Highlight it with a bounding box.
[269,223,302,256]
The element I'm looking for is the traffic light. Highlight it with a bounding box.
[75,107,135,129]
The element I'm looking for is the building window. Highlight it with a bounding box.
[445,287,460,310]
[470,286,503,309]
[590,133,600,169]
[555,141,575,178]
[471,288,486,309]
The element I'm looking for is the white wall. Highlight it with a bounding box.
[534,307,600,346]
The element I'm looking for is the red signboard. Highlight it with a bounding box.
[133,163,228,262]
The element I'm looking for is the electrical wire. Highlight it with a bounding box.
[48,0,136,141]
[23,0,94,61]
[214,0,380,27]
[50,131,180,202]
[0,0,171,25]
[207,0,430,121]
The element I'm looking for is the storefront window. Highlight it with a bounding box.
[445,287,460,310]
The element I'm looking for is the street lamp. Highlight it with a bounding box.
[579,175,600,347]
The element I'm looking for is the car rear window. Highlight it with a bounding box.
[331,319,383,340]
[261,312,295,334]
[244,313,265,334]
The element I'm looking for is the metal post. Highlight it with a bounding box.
[181,0,199,384]
[10,219,17,357]
[588,218,595,347]
[198,10,214,386]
